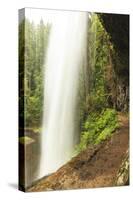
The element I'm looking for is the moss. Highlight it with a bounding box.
[19,136,35,145]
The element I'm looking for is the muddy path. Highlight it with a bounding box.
[28,113,129,192]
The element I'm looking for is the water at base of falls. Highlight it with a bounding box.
[39,11,88,178]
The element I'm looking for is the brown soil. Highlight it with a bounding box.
[28,113,129,192]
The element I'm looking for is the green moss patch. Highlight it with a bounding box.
[19,136,35,145]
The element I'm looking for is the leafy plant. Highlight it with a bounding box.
[75,108,119,154]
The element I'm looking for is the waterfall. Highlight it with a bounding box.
[39,11,88,178]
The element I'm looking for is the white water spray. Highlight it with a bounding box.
[39,11,88,178]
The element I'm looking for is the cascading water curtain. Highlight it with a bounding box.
[39,11,88,178]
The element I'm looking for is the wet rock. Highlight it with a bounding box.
[115,150,129,186]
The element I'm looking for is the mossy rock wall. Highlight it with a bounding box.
[98,13,129,111]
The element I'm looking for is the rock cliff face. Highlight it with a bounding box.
[115,150,129,186]
[99,14,129,112]
[105,63,129,112]
[99,14,129,72]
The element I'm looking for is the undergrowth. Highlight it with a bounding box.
[75,108,119,154]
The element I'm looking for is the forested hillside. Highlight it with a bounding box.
[19,19,50,128]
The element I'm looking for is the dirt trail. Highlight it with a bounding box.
[28,113,129,192]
